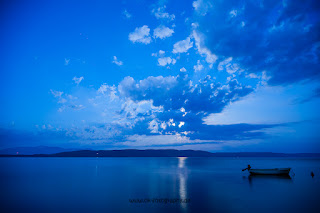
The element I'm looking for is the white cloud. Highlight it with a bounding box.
[69,104,85,110]
[152,50,165,57]
[123,9,132,19]
[160,122,167,130]
[98,84,108,94]
[153,25,174,39]
[217,57,240,74]
[193,0,212,16]
[64,58,70,66]
[192,29,218,65]
[72,76,84,85]
[245,71,271,86]
[180,67,187,72]
[121,134,194,146]
[180,107,187,117]
[158,57,176,66]
[193,60,204,72]
[152,6,175,21]
[120,100,162,124]
[218,57,232,70]
[246,73,259,79]
[128,25,152,44]
[167,118,176,127]
[67,94,77,100]
[159,50,165,55]
[172,37,193,54]
[58,104,86,112]
[148,119,160,133]
[58,98,67,104]
[229,10,238,18]
[50,89,69,106]
[112,56,123,66]
[178,121,185,128]
[97,84,118,100]
[50,90,63,97]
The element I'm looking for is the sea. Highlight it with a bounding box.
[1,157,320,213]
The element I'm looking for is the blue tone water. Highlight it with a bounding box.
[1,157,320,213]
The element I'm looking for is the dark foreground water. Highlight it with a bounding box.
[0,157,320,213]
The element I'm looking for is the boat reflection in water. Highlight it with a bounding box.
[247,173,293,187]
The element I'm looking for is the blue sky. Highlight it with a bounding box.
[1,0,319,152]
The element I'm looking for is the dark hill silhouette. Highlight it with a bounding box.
[0,146,76,155]
[35,149,215,157]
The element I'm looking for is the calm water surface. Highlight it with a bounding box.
[1,157,320,213]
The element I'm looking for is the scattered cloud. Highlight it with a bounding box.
[193,0,212,16]
[178,121,185,128]
[152,6,175,21]
[112,56,123,66]
[153,25,174,39]
[97,83,117,98]
[152,50,165,57]
[172,37,193,54]
[180,67,187,72]
[128,25,152,44]
[115,73,275,142]
[199,0,320,85]
[193,60,204,72]
[68,104,85,111]
[246,73,259,79]
[148,119,160,133]
[64,58,70,66]
[50,90,63,98]
[229,9,237,18]
[158,57,176,66]
[118,73,253,114]
[123,9,132,19]
[192,29,218,66]
[72,76,84,85]
[217,57,241,74]
[38,71,284,148]
[4,0,319,152]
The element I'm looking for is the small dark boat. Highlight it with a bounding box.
[249,168,291,176]
[242,165,291,176]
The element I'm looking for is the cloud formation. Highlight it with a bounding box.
[129,25,152,44]
[123,9,132,19]
[41,70,285,148]
[118,73,253,114]
[153,25,174,39]
[172,37,193,53]
[192,29,217,66]
[193,60,204,72]
[197,0,320,85]
[193,0,212,16]
[180,67,187,72]
[112,56,123,66]
[152,6,175,21]
[72,76,84,85]
[158,57,176,66]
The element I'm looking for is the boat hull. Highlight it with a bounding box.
[249,168,291,176]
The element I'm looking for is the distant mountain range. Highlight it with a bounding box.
[0,147,320,157]
[0,146,77,155]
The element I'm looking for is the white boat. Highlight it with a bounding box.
[249,168,291,176]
